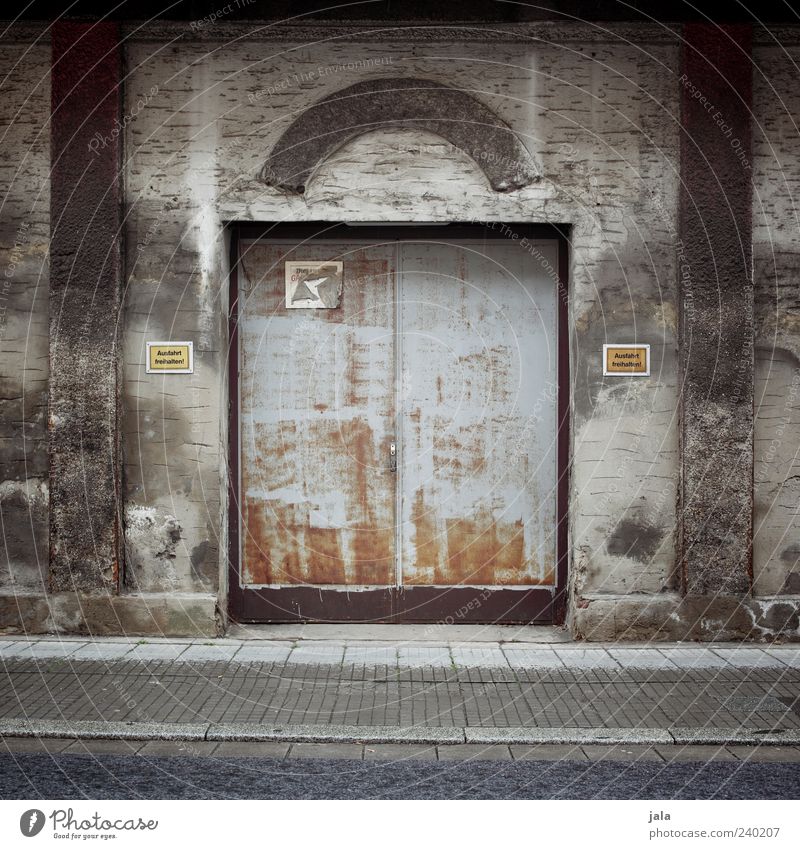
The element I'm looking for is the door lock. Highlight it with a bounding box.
[389,442,397,472]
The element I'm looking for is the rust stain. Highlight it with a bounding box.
[304,526,346,583]
[323,256,389,325]
[308,417,373,515]
[340,258,391,404]
[240,421,300,581]
[348,418,372,520]
[541,557,555,586]
[457,348,513,404]
[444,512,528,585]
[246,498,347,585]
[405,489,440,585]
[408,407,422,450]
[251,421,297,483]
[436,374,444,405]
[487,345,513,403]
[432,426,487,483]
[242,497,304,585]
[456,250,467,281]
[262,502,304,583]
[344,336,371,407]
[351,527,394,584]
[319,255,355,324]
[244,500,353,585]
[404,494,546,587]
[304,416,395,583]
[242,498,269,584]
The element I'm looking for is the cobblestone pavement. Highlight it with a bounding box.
[0,638,798,736]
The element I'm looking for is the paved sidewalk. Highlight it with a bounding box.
[1,635,799,749]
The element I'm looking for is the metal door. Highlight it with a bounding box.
[237,241,396,590]
[398,241,558,589]
[231,226,563,623]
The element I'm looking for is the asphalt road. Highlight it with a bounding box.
[2,754,799,800]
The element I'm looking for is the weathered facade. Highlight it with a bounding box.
[0,10,798,639]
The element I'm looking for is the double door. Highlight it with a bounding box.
[233,230,560,622]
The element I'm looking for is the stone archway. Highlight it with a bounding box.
[260,77,538,194]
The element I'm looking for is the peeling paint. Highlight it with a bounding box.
[124,505,193,592]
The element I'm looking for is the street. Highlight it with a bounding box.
[2,748,800,800]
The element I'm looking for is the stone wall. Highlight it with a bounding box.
[0,38,50,618]
[752,39,800,631]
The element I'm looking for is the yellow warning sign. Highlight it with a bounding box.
[146,342,193,374]
[603,344,650,376]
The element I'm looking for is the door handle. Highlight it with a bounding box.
[389,442,397,473]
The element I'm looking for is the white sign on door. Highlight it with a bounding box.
[285,261,343,308]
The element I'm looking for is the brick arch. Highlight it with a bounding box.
[260,78,539,193]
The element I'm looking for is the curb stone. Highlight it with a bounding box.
[465,727,674,745]
[669,728,800,746]
[0,719,208,741]
[2,720,799,747]
[206,724,465,744]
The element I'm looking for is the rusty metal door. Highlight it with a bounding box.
[231,226,564,623]
[237,241,397,593]
[398,241,558,592]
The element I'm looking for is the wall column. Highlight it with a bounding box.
[679,23,754,596]
[49,22,122,592]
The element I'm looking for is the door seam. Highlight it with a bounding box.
[393,238,403,592]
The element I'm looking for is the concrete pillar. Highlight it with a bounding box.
[49,22,122,592]
[679,23,754,595]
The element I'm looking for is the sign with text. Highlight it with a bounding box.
[285,261,343,308]
[146,342,194,374]
[603,344,650,376]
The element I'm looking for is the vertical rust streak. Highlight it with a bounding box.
[408,489,439,585]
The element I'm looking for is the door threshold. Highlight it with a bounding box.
[226,622,571,643]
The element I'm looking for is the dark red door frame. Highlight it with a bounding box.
[227,222,570,624]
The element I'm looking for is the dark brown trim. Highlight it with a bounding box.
[235,586,555,625]
[227,228,245,618]
[232,222,565,242]
[228,222,570,624]
[553,227,571,625]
